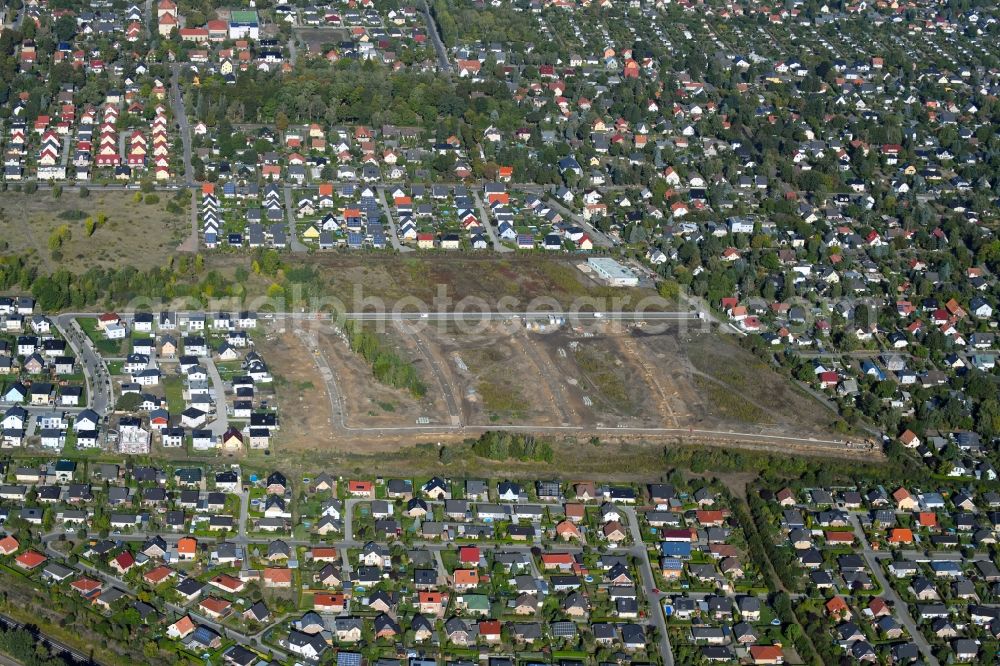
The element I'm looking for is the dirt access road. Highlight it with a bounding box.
[259,320,876,462]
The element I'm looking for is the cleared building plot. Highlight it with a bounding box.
[631,327,838,437]
[538,330,666,427]
[418,322,574,427]
[258,319,845,455]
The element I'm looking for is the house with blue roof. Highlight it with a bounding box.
[860,360,885,381]
[920,492,945,510]
[929,561,962,578]
[558,156,582,176]
[660,558,684,579]
[186,625,221,650]
[497,221,516,240]
[660,541,692,559]
[972,355,995,371]
[345,211,363,231]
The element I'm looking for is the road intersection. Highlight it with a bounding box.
[37,491,674,666]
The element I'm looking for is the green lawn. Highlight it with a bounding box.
[215,360,243,380]
[76,317,124,356]
[163,375,184,415]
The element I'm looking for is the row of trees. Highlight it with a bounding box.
[469,431,554,462]
[344,321,427,397]
[727,495,820,666]
[20,264,235,312]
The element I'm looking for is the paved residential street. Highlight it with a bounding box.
[54,314,112,415]
[282,185,308,252]
[376,186,411,252]
[621,507,674,666]
[420,0,451,72]
[544,196,614,248]
[204,357,230,437]
[168,65,194,187]
[472,189,512,253]
[849,515,939,666]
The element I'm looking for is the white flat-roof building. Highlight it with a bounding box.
[587,258,639,287]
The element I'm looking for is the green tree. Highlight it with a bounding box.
[115,393,143,411]
[657,279,680,301]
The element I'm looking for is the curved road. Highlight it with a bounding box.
[54,314,113,415]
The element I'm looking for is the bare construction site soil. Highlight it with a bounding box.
[259,318,841,461]
[633,326,837,437]
[258,325,450,454]
[256,329,338,451]
[424,321,575,427]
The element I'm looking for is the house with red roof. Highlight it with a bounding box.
[541,552,575,570]
[348,480,373,497]
[555,520,583,540]
[177,537,198,561]
[825,595,851,619]
[314,593,345,613]
[110,550,135,574]
[479,620,501,642]
[825,531,855,545]
[819,371,840,389]
[199,596,232,619]
[0,535,19,555]
[892,487,917,511]
[144,565,176,585]
[888,528,914,545]
[263,567,292,588]
[166,615,195,640]
[452,569,479,590]
[15,550,46,570]
[458,546,480,566]
[749,646,784,665]
[71,577,102,597]
[209,573,245,594]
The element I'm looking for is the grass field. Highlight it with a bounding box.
[294,27,351,53]
[267,254,662,311]
[0,189,188,273]
[693,375,767,423]
[478,376,530,420]
[163,375,185,415]
[681,330,836,432]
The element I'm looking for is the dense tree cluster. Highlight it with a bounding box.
[469,431,554,462]
[344,321,427,397]
[0,626,72,666]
